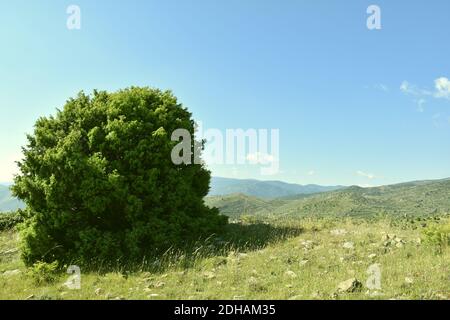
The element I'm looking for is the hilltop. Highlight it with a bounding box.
[204,193,286,219]
[206,178,450,219]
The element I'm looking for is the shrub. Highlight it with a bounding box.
[12,87,227,266]
[27,261,59,285]
[422,220,450,252]
[0,211,24,231]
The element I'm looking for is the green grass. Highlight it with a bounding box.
[1,215,449,300]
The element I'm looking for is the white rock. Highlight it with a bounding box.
[404,277,414,284]
[299,259,309,266]
[300,240,314,249]
[337,278,362,293]
[2,269,21,277]
[95,288,103,296]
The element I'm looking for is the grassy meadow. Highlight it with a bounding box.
[1,214,449,300]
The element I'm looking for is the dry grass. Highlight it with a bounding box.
[0,216,449,300]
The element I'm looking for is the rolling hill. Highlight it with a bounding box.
[206,178,450,218]
[204,193,289,219]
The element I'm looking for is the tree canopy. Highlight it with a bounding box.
[12,87,227,265]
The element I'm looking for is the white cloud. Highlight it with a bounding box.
[434,77,450,99]
[400,81,409,93]
[307,170,315,176]
[356,170,376,180]
[400,78,450,115]
[400,81,416,95]
[401,77,450,102]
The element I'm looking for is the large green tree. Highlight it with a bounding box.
[12,87,227,265]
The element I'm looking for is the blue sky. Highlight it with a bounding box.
[1,0,449,186]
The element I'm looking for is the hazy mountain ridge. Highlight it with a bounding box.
[209,177,344,199]
[1,176,343,212]
[0,185,24,212]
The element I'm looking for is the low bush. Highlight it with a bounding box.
[422,220,450,252]
[12,87,227,266]
[26,261,59,285]
[0,211,24,231]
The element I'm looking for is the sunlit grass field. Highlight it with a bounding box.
[1,215,449,300]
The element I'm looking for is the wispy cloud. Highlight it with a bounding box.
[307,170,315,176]
[374,84,389,92]
[365,84,389,92]
[432,113,442,128]
[356,170,376,180]
[416,98,426,112]
[401,78,450,125]
[400,81,431,96]
[400,77,450,106]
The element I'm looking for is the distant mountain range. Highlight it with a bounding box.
[205,178,450,219]
[0,185,24,212]
[0,177,341,212]
[3,177,450,218]
[209,177,344,199]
